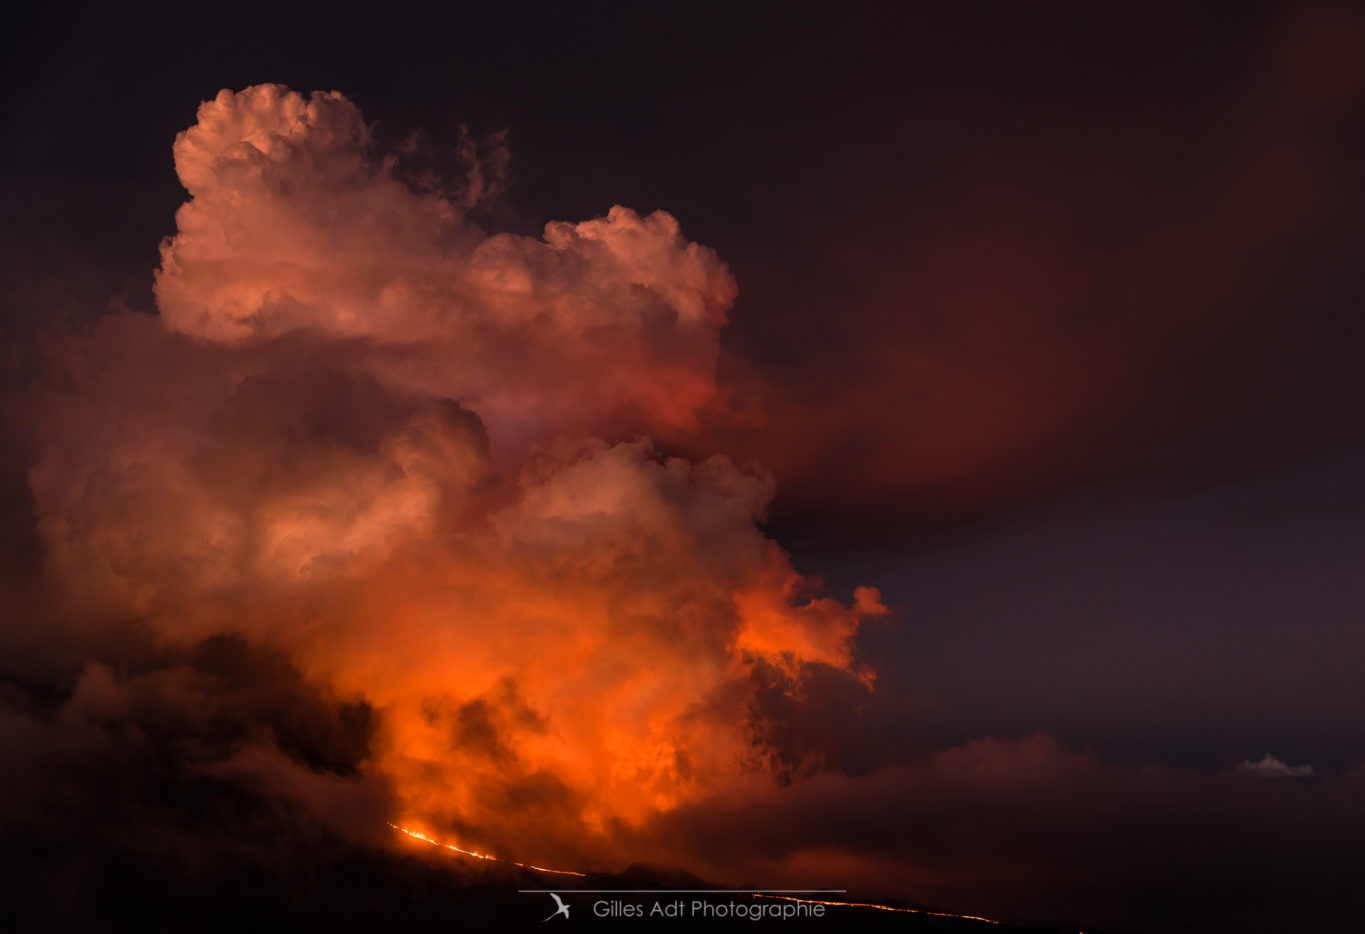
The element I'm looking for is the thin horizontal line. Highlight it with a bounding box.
[519,889,848,894]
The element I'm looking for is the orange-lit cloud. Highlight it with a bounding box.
[156,85,736,449]
[20,85,883,869]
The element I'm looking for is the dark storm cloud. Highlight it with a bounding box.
[682,0,1365,542]
[0,629,398,930]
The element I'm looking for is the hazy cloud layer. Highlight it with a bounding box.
[645,734,1365,933]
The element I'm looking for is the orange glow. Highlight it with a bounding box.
[389,823,586,877]
[22,85,889,880]
[753,893,1001,924]
[390,823,1016,927]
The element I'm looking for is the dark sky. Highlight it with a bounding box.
[4,3,1365,932]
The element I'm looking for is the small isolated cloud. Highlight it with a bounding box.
[1239,753,1316,778]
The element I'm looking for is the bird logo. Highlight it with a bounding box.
[543,892,570,922]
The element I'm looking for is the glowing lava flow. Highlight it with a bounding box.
[388,823,587,877]
[752,892,1001,924]
[388,824,1021,927]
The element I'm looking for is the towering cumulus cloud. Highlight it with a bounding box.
[156,84,736,446]
[23,85,883,866]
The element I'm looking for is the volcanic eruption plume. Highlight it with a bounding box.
[15,84,886,871]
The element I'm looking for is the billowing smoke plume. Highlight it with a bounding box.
[9,79,1365,934]
[18,85,884,867]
